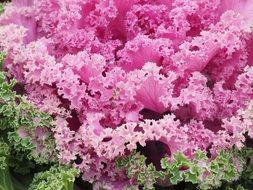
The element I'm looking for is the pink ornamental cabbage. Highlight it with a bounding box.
[1,0,253,188]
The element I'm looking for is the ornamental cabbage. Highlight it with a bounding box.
[0,0,253,189]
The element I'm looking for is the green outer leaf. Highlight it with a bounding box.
[117,152,163,190]
[116,148,246,190]
[0,141,13,190]
[0,3,5,15]
[28,165,78,190]
[0,69,57,165]
[0,140,9,170]
[0,52,5,70]
[0,68,59,189]
[0,167,14,190]
[220,148,253,189]
[0,140,35,190]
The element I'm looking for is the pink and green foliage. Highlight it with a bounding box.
[1,0,253,189]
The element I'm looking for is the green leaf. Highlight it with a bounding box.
[0,3,5,15]
[0,70,57,164]
[0,139,33,190]
[116,152,163,190]
[198,150,241,190]
[117,148,247,190]
[0,140,13,190]
[28,165,78,190]
[0,52,5,70]
[0,140,9,170]
[0,167,14,190]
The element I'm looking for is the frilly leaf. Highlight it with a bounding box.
[0,140,14,190]
[116,152,164,190]
[117,149,246,190]
[28,165,78,190]
[199,150,241,190]
[0,140,9,170]
[0,70,57,164]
